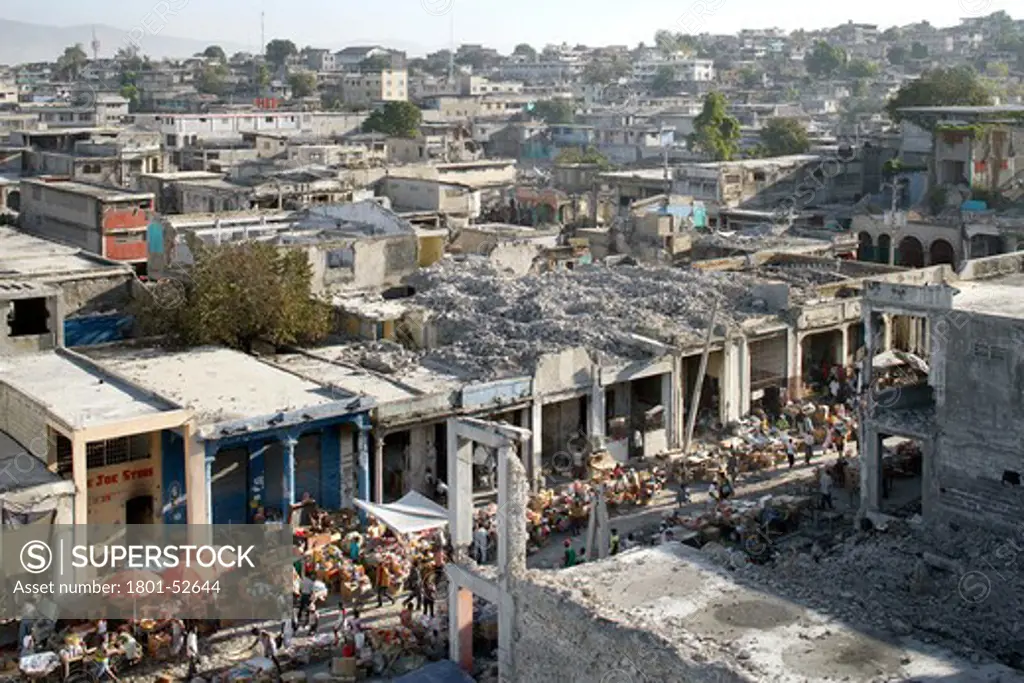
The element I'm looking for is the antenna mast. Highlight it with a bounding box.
[91,27,100,60]
[261,11,266,58]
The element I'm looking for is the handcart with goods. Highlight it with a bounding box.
[19,652,61,683]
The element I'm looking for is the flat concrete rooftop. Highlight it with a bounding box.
[20,178,154,203]
[0,352,179,430]
[271,352,422,405]
[952,274,1024,319]
[80,346,343,427]
[552,544,1023,682]
[0,227,133,279]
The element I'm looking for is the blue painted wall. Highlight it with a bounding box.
[147,222,164,254]
[64,315,133,348]
[321,426,342,510]
[161,430,187,524]
[248,440,267,522]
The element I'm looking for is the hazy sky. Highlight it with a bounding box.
[2,0,1019,55]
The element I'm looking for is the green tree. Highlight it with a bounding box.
[361,101,423,138]
[846,59,878,78]
[119,83,139,107]
[555,147,611,169]
[881,27,901,41]
[759,117,810,157]
[529,99,575,124]
[738,66,762,88]
[650,66,677,96]
[886,67,993,125]
[134,241,332,353]
[851,78,868,97]
[288,72,318,98]
[804,41,846,78]
[203,45,227,62]
[265,39,298,66]
[688,92,740,161]
[56,44,89,80]
[987,61,1010,78]
[197,63,229,95]
[512,43,537,61]
[910,42,928,59]
[255,63,271,88]
[887,45,907,66]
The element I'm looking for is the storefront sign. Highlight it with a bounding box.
[87,467,154,489]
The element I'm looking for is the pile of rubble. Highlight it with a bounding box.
[406,258,815,379]
[735,520,1024,668]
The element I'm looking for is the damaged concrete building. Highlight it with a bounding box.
[859,251,1024,531]
[297,254,930,497]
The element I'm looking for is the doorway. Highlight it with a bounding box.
[126,495,154,524]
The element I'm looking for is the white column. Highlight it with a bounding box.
[447,420,474,549]
[529,400,543,492]
[589,369,605,442]
[840,324,850,368]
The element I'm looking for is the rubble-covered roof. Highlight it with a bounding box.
[403,258,816,379]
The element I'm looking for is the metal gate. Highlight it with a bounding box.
[749,333,788,390]
[294,433,323,503]
[211,448,248,524]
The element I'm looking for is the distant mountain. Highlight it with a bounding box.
[0,20,249,65]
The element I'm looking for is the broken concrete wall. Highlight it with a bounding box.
[488,242,541,276]
[931,310,1024,531]
[534,347,594,395]
[509,574,749,683]
[0,382,50,462]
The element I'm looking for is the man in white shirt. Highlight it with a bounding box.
[20,632,33,656]
[185,629,199,680]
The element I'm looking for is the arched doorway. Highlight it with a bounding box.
[896,236,925,268]
[877,234,892,265]
[857,232,874,262]
[929,239,956,268]
[7,189,19,212]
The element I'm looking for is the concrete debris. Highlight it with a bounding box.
[405,258,817,379]
[744,521,1024,668]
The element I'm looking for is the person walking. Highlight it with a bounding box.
[610,528,621,555]
[375,563,396,608]
[473,524,489,564]
[820,468,835,510]
[421,574,437,618]
[249,628,281,677]
[403,563,423,611]
[786,435,796,469]
[185,626,199,680]
[803,431,815,465]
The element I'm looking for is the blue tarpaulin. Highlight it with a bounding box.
[392,660,475,683]
[64,315,133,347]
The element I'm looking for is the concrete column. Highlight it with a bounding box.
[529,400,543,492]
[660,370,674,449]
[449,587,474,673]
[882,314,893,351]
[840,324,850,368]
[282,437,296,519]
[589,372,605,442]
[357,428,370,523]
[204,453,215,524]
[793,333,805,400]
[71,434,88,525]
[374,434,385,503]
[786,328,800,401]
[738,338,750,417]
[447,422,474,549]
[184,426,206,524]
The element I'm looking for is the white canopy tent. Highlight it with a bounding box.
[354,491,449,536]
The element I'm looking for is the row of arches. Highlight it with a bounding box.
[857,232,957,270]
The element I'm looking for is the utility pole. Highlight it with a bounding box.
[661,125,670,210]
[447,11,455,85]
[683,300,719,455]
[260,11,266,58]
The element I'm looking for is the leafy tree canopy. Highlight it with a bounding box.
[133,241,331,353]
[361,101,423,138]
[288,72,318,98]
[804,41,847,79]
[512,43,537,60]
[846,59,878,78]
[759,117,811,157]
[689,92,741,161]
[203,45,226,61]
[530,99,575,124]
[650,66,677,96]
[265,39,298,66]
[886,67,993,125]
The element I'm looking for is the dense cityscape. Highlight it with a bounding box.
[1,5,1024,683]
